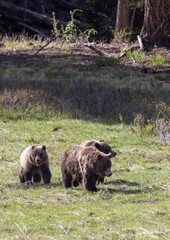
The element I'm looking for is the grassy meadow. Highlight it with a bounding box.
[0,37,170,239]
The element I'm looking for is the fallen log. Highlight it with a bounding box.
[0,0,72,35]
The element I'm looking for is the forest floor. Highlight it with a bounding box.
[0,38,170,73]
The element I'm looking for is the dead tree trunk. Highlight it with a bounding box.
[140,0,170,49]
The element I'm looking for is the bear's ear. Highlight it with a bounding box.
[98,154,103,160]
[95,143,100,149]
[32,146,35,150]
[42,145,46,151]
[100,140,104,142]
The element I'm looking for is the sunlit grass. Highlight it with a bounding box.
[0,117,169,239]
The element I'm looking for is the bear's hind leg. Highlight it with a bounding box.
[33,173,41,183]
[19,167,25,183]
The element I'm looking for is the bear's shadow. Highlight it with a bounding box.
[102,179,142,194]
[4,179,141,194]
[107,179,140,186]
[3,182,62,190]
[104,188,142,194]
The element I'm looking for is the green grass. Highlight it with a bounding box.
[0,39,169,239]
[0,117,169,239]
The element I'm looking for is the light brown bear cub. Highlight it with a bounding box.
[61,145,112,192]
[19,145,51,184]
[80,140,117,183]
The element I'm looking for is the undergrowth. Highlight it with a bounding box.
[52,9,97,44]
[126,49,166,66]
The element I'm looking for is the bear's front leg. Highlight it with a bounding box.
[33,173,42,183]
[40,164,51,184]
[82,170,97,192]
[19,169,32,184]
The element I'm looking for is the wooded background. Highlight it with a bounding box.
[0,0,143,39]
[0,0,169,48]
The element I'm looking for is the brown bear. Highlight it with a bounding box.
[61,145,112,192]
[19,145,51,184]
[80,140,117,183]
[80,140,117,157]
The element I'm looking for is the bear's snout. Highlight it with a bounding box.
[105,169,112,177]
[36,158,40,163]
[111,151,117,157]
[114,152,117,157]
[35,155,42,165]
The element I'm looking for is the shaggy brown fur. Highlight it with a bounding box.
[61,145,112,192]
[19,145,51,184]
[80,140,117,183]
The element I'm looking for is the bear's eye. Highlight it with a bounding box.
[39,153,43,158]
[104,149,110,154]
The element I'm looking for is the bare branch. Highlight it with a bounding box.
[32,31,70,56]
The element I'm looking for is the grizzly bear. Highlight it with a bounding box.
[80,140,116,157]
[80,140,117,183]
[61,145,112,192]
[19,145,51,184]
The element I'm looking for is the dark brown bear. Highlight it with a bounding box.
[61,145,112,192]
[80,140,117,183]
[80,140,117,157]
[19,145,51,184]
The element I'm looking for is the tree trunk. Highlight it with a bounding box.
[129,0,139,33]
[115,0,130,40]
[140,0,170,49]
